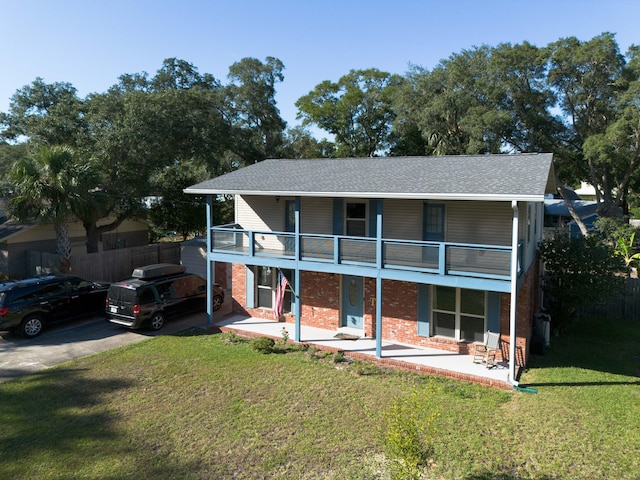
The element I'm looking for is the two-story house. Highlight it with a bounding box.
[185,153,555,385]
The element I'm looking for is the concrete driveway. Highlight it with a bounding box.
[0,313,215,383]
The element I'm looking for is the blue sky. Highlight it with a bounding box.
[1,0,639,137]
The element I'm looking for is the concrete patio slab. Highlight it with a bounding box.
[215,314,513,389]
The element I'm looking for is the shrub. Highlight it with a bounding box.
[250,336,275,354]
[539,234,625,332]
[379,390,438,480]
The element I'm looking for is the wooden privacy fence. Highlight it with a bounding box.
[578,277,640,321]
[27,243,181,282]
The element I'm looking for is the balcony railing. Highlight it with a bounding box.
[209,225,517,281]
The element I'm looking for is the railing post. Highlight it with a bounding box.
[439,243,446,275]
[248,231,255,257]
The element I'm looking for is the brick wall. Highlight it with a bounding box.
[498,259,540,366]
[231,263,541,364]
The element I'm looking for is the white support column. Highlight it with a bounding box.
[375,200,383,358]
[206,195,213,326]
[294,197,302,342]
[509,200,519,385]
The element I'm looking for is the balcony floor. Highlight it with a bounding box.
[214,313,512,389]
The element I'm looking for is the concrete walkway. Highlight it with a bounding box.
[215,314,512,389]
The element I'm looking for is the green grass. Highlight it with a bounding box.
[1,318,639,479]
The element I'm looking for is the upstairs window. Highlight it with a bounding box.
[345,202,367,237]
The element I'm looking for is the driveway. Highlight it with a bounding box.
[0,313,214,383]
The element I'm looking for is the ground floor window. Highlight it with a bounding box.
[256,266,293,313]
[432,286,485,342]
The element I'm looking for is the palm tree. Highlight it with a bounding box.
[8,145,91,273]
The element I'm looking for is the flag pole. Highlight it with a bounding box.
[278,268,298,298]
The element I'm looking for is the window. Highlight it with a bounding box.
[172,276,204,299]
[39,284,66,299]
[346,202,367,237]
[432,286,485,342]
[256,267,294,313]
[257,266,274,308]
[424,203,445,242]
[285,200,295,233]
[155,281,173,300]
[139,287,155,304]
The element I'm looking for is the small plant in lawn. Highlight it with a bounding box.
[351,359,382,376]
[251,336,275,354]
[306,346,319,360]
[219,331,247,344]
[379,390,439,480]
[280,327,290,343]
[275,326,290,351]
[333,350,345,363]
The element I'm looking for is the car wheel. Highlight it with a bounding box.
[212,294,223,311]
[149,312,165,331]
[20,315,44,339]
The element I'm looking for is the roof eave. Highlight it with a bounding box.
[184,188,545,202]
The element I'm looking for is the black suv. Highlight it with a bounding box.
[105,264,224,331]
[0,275,110,338]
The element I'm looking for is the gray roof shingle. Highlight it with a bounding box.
[185,153,555,201]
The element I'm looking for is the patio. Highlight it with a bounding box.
[214,314,513,389]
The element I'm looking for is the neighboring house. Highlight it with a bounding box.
[574,181,597,201]
[0,217,149,278]
[544,187,598,239]
[185,153,556,384]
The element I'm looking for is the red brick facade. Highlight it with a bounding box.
[231,260,541,367]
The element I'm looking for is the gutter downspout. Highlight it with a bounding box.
[509,200,519,386]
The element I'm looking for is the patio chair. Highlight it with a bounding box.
[473,331,501,368]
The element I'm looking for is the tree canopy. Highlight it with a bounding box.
[2,32,640,258]
[296,68,402,157]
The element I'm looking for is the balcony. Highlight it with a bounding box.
[209,225,519,283]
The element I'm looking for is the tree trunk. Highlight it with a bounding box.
[54,222,72,273]
[84,221,101,254]
[557,184,590,237]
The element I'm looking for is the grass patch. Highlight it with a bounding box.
[0,316,639,479]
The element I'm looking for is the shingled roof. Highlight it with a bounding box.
[185,153,555,202]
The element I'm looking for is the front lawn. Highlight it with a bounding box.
[0,316,638,479]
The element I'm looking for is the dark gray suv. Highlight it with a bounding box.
[105,264,224,331]
[0,275,110,338]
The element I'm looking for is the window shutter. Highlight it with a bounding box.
[369,199,380,238]
[486,291,501,333]
[333,198,344,235]
[417,284,430,337]
[245,265,255,308]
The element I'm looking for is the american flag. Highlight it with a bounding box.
[273,270,289,320]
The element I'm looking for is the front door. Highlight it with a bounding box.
[341,276,363,329]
